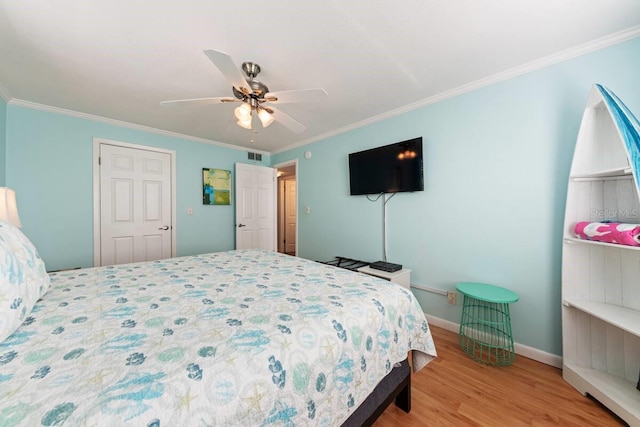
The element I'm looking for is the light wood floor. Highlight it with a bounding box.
[374,326,626,426]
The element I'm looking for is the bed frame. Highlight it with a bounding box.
[322,257,413,426]
[342,357,411,426]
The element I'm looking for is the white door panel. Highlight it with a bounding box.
[113,237,134,265]
[113,179,133,221]
[235,163,276,251]
[143,181,162,220]
[100,144,172,265]
[143,234,163,261]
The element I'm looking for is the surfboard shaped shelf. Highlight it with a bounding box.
[562,84,640,426]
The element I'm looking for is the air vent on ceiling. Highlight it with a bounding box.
[247,152,262,162]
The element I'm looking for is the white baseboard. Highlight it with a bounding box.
[425,314,563,369]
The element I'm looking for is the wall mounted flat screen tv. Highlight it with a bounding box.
[349,137,424,195]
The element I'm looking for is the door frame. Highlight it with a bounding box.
[92,137,177,266]
[273,159,298,257]
[279,176,296,254]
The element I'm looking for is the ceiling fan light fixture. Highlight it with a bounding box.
[234,103,252,121]
[258,109,275,128]
[237,117,252,129]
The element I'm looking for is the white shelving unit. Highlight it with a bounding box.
[562,84,640,426]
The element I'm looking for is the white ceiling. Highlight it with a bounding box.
[1,1,639,153]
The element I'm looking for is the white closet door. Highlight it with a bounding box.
[100,144,172,265]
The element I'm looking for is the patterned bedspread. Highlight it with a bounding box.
[0,249,436,426]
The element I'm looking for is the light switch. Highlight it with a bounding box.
[305,206,311,215]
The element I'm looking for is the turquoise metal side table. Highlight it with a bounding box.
[456,282,519,366]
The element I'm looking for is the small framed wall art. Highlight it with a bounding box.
[202,168,231,205]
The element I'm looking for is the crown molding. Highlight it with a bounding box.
[7,98,269,155]
[272,26,640,155]
[0,82,11,102]
[4,25,638,157]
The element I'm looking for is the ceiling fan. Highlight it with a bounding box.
[161,49,328,133]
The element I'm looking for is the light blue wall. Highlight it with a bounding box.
[0,97,6,185]
[272,37,640,356]
[6,105,268,271]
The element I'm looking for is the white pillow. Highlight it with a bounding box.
[0,220,50,343]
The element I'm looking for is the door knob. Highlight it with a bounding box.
[159,226,169,230]
[238,224,246,228]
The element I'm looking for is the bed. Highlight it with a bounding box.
[0,221,436,426]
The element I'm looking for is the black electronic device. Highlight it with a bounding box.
[349,137,424,195]
[369,261,402,273]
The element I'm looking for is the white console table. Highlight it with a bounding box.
[357,266,411,289]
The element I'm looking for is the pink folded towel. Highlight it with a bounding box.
[574,221,640,246]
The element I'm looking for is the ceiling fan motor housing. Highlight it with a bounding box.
[242,62,260,79]
[231,62,270,99]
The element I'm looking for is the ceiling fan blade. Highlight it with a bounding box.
[203,49,251,94]
[160,97,237,107]
[264,88,328,104]
[269,106,306,133]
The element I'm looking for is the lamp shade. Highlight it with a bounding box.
[258,109,275,128]
[234,103,252,121]
[0,188,22,228]
[237,118,252,130]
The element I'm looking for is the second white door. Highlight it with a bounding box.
[235,163,276,251]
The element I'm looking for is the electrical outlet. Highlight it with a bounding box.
[447,291,457,305]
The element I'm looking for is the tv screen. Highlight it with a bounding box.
[349,137,424,195]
